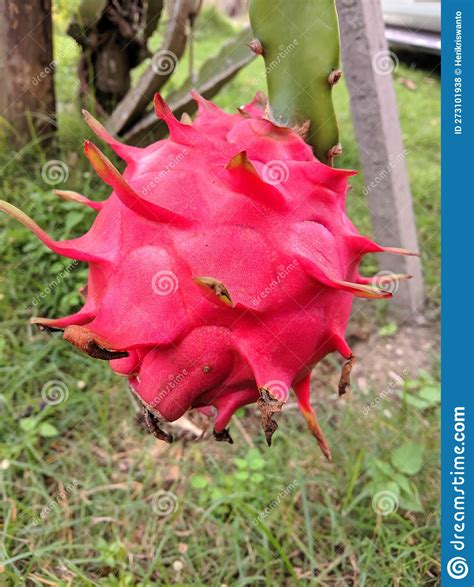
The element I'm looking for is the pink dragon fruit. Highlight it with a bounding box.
[0,92,416,458]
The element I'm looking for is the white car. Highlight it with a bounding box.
[382,0,441,54]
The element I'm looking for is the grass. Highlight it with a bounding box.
[0,5,440,586]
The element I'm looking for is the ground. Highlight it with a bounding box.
[0,5,440,586]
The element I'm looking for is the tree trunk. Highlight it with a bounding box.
[68,0,163,116]
[0,0,56,144]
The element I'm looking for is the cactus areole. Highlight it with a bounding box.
[0,2,416,458]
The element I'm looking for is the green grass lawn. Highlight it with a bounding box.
[0,6,440,586]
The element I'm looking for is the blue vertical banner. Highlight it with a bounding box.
[442,0,474,584]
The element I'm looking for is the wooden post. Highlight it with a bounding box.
[336,0,424,319]
[0,0,56,144]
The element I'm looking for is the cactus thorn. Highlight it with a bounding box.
[328,69,343,86]
[327,143,343,167]
[248,39,264,55]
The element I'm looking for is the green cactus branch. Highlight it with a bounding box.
[249,0,342,165]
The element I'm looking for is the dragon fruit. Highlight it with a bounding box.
[0,91,416,458]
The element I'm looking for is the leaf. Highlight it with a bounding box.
[19,417,38,432]
[370,459,396,479]
[122,27,256,144]
[210,488,223,501]
[251,472,264,483]
[404,394,432,409]
[418,385,440,405]
[405,384,440,410]
[392,472,412,495]
[234,470,249,481]
[391,442,425,475]
[378,322,398,337]
[234,458,248,470]
[399,482,424,512]
[65,211,86,232]
[38,422,59,438]
[190,475,208,489]
[248,457,265,471]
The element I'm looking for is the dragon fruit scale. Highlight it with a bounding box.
[0,91,416,458]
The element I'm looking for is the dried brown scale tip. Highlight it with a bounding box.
[338,355,356,396]
[248,39,264,55]
[180,112,193,125]
[142,405,174,443]
[31,318,63,332]
[193,276,233,306]
[305,415,332,462]
[213,428,234,444]
[327,143,343,167]
[328,69,343,86]
[63,325,129,361]
[294,120,311,141]
[384,247,420,257]
[257,387,284,446]
[254,91,267,105]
